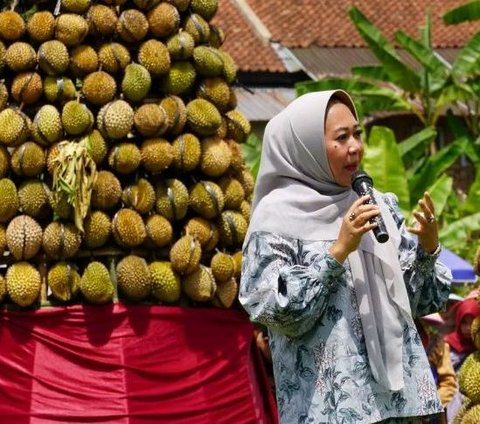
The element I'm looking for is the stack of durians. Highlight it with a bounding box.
[0,0,254,310]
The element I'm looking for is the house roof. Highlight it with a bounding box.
[213,0,479,73]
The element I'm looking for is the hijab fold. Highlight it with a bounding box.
[245,90,413,391]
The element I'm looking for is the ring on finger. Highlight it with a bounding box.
[427,215,435,223]
[349,212,356,222]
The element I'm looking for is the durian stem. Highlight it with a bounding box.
[9,0,18,11]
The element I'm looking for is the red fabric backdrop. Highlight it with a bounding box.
[0,304,277,424]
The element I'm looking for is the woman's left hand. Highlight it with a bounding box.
[406,191,439,254]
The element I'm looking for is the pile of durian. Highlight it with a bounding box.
[0,0,254,310]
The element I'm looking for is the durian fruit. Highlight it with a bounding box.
[0,178,19,223]
[191,0,218,21]
[211,251,235,283]
[0,274,6,303]
[97,99,134,139]
[459,352,480,403]
[186,98,222,136]
[192,46,223,77]
[159,95,187,135]
[42,222,82,260]
[167,0,191,12]
[140,138,173,174]
[235,168,255,198]
[162,61,196,96]
[6,262,41,307]
[155,178,189,221]
[472,315,480,351]
[134,103,169,137]
[54,14,89,47]
[11,142,46,177]
[0,83,7,112]
[458,401,477,424]
[227,139,244,172]
[116,255,151,301]
[208,24,225,48]
[0,224,6,256]
[11,72,43,105]
[18,179,50,219]
[79,261,114,304]
[218,176,245,209]
[232,250,242,278]
[226,110,251,143]
[116,9,149,43]
[87,4,119,37]
[212,277,238,308]
[61,100,94,136]
[217,210,248,247]
[62,0,91,14]
[138,39,171,76]
[219,50,237,84]
[200,137,232,177]
[5,42,37,72]
[121,63,151,103]
[37,40,70,76]
[239,200,251,222]
[196,77,231,112]
[189,181,225,219]
[0,146,8,178]
[171,133,201,173]
[167,32,195,60]
[122,178,155,215]
[0,41,5,74]
[6,215,43,260]
[91,170,122,210]
[108,143,142,174]
[149,261,181,303]
[184,216,219,251]
[147,3,180,38]
[43,76,76,103]
[27,11,55,43]
[170,234,201,275]
[32,105,63,146]
[83,210,111,249]
[183,13,210,45]
[0,108,30,146]
[47,261,80,302]
[70,45,99,76]
[145,214,173,248]
[98,42,131,74]
[0,11,25,41]
[182,265,216,301]
[112,208,147,248]
[134,0,162,9]
[83,130,108,165]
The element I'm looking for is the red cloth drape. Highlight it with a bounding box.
[0,304,278,424]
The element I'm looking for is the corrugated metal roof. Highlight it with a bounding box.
[234,87,297,121]
[290,47,460,79]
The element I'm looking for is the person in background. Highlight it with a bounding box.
[239,89,452,423]
[417,315,457,424]
[444,297,480,422]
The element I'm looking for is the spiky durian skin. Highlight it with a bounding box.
[11,72,43,105]
[169,234,201,275]
[6,215,43,260]
[91,170,122,210]
[112,208,147,248]
[116,9,149,43]
[0,11,26,41]
[42,222,82,260]
[47,261,80,302]
[140,138,173,174]
[80,262,114,305]
[108,143,142,174]
[6,262,41,307]
[146,3,180,39]
[97,100,134,140]
[38,40,70,76]
[98,42,131,74]
[138,39,171,76]
[0,178,19,223]
[182,265,216,302]
[83,210,111,249]
[149,261,181,303]
[27,11,55,43]
[116,255,151,301]
[87,5,118,37]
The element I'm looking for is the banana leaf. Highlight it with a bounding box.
[439,212,480,250]
[398,127,437,166]
[427,174,453,217]
[409,137,468,202]
[452,31,480,78]
[351,66,390,81]
[348,7,421,93]
[462,168,480,213]
[443,1,480,24]
[241,134,262,178]
[362,126,410,212]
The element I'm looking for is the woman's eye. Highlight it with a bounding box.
[354,130,363,139]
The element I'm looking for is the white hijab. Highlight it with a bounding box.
[245,90,412,391]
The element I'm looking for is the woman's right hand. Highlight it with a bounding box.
[328,195,380,263]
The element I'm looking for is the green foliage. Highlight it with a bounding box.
[241,133,262,178]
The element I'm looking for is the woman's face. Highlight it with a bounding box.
[325,101,363,187]
[460,315,474,340]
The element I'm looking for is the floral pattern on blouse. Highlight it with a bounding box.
[240,193,452,424]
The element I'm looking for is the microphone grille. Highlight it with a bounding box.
[351,170,373,191]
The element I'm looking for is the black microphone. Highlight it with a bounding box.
[351,170,389,243]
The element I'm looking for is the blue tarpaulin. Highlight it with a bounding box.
[439,248,477,283]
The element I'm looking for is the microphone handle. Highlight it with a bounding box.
[357,184,389,243]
